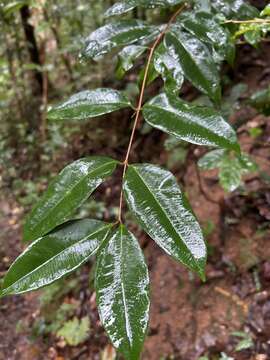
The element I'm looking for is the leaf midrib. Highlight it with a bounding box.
[27,160,116,237]
[3,224,111,295]
[145,103,227,145]
[119,226,132,349]
[168,30,214,93]
[128,166,200,271]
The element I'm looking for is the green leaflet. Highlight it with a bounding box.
[211,0,259,19]
[83,20,157,59]
[105,0,184,17]
[177,11,233,64]
[47,89,132,121]
[1,220,112,296]
[118,45,147,72]
[23,157,118,242]
[153,43,184,94]
[142,93,240,152]
[95,225,150,360]
[124,164,207,279]
[165,26,221,103]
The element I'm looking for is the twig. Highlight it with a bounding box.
[224,18,270,24]
[117,4,187,223]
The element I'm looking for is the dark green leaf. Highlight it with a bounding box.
[178,11,229,61]
[154,43,184,94]
[143,93,240,152]
[211,0,259,19]
[165,27,221,102]
[105,0,184,17]
[23,157,118,242]
[83,20,157,59]
[1,220,112,296]
[47,89,132,121]
[124,164,207,278]
[96,225,150,360]
[178,11,235,65]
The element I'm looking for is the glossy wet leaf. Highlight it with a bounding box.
[124,164,207,278]
[211,0,259,19]
[143,93,240,152]
[118,45,147,72]
[96,225,150,360]
[47,89,132,121]
[177,11,230,63]
[165,27,221,103]
[1,220,112,296]
[154,43,184,94]
[83,20,157,59]
[23,157,118,242]
[105,0,184,17]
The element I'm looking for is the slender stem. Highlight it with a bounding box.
[224,18,270,24]
[117,4,186,223]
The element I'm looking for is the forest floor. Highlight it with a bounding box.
[0,44,270,360]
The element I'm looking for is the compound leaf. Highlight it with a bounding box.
[23,157,118,242]
[124,164,207,279]
[1,220,112,296]
[143,93,240,152]
[96,225,150,360]
[47,89,132,121]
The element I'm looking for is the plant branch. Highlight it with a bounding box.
[224,18,270,24]
[117,3,186,223]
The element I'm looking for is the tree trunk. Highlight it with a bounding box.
[20,4,44,135]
